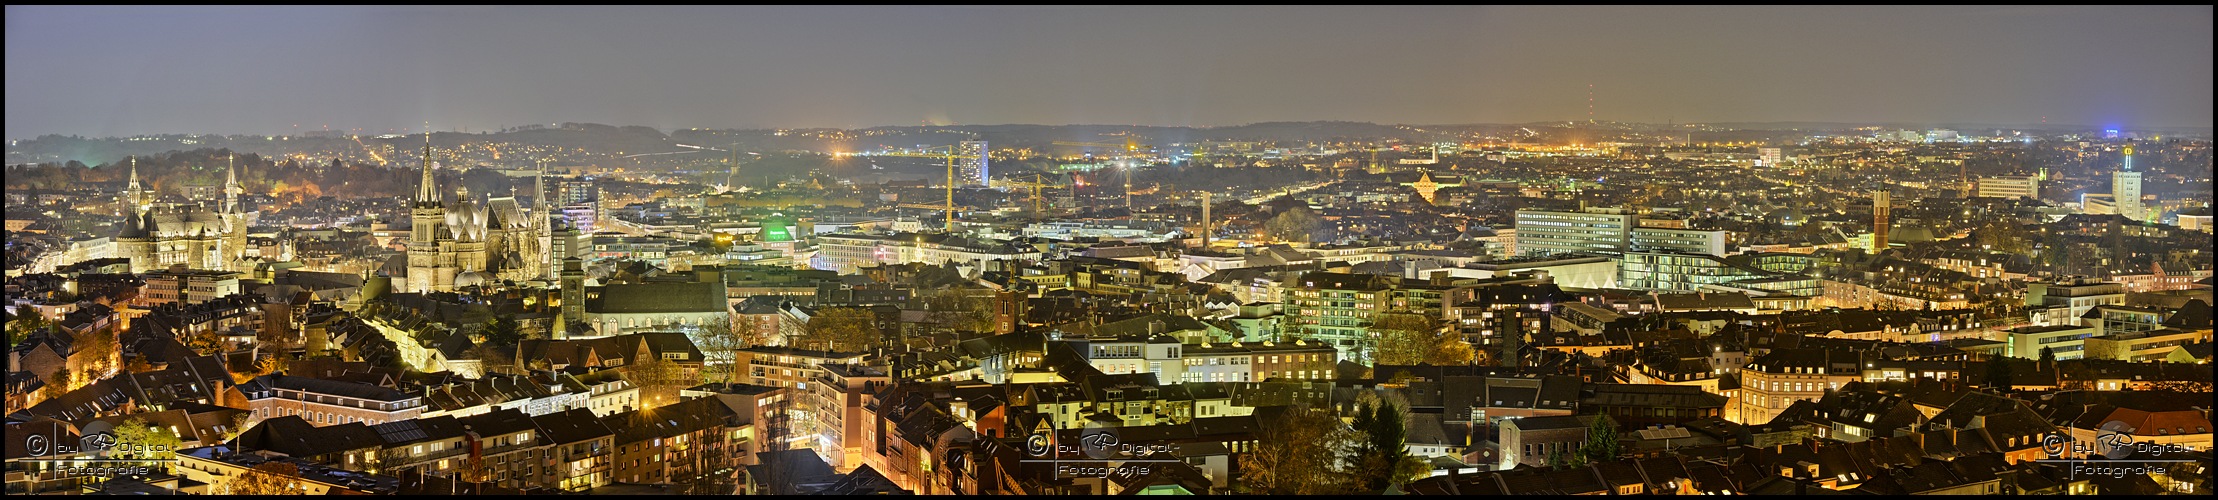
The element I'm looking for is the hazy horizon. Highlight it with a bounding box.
[11,119,2210,143]
[8,6,2211,139]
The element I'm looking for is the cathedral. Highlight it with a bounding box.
[403,141,549,293]
[115,156,251,273]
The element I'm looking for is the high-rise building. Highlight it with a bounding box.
[1514,209,1634,256]
[2114,144,2144,221]
[958,140,989,186]
[1977,175,2040,200]
[1758,147,1783,167]
[558,178,599,205]
[556,178,600,233]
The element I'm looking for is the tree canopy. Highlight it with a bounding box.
[478,315,524,347]
[924,288,995,334]
[1578,415,1621,466]
[226,461,306,495]
[1348,400,1431,491]
[1983,359,2014,391]
[1265,206,1327,243]
[1373,312,1473,366]
[6,313,52,349]
[111,417,183,473]
[801,307,881,352]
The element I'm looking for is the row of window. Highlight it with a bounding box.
[257,405,389,426]
[1524,440,1579,457]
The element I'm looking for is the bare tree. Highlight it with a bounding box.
[802,307,880,352]
[625,353,695,410]
[924,288,995,334]
[1239,403,1360,495]
[690,321,748,384]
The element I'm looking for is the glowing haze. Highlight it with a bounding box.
[5,5,2211,139]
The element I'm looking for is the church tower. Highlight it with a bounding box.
[127,155,147,211]
[538,158,555,281]
[222,153,249,270]
[116,156,156,273]
[408,138,454,293]
[558,257,585,338]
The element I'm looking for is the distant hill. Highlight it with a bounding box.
[11,119,2208,167]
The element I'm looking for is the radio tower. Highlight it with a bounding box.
[727,146,741,193]
[1587,84,1595,124]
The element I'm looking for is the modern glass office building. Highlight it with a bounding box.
[1517,208,1728,257]
[1619,250,1819,296]
[1514,209,1635,256]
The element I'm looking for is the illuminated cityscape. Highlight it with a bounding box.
[3,5,2212,496]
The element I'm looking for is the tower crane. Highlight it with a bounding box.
[871,144,978,232]
[1056,141,1151,211]
[991,173,1070,219]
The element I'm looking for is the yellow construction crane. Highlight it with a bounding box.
[1054,139,1158,211]
[991,173,1070,218]
[871,145,978,232]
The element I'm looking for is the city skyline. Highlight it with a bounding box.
[6,5,2213,139]
[2,6,2211,496]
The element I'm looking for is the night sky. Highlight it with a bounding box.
[6,5,2211,139]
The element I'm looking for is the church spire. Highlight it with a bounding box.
[121,155,147,236]
[224,153,240,213]
[416,135,440,208]
[728,146,740,193]
[126,155,143,207]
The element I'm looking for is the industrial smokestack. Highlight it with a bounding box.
[1201,192,1212,249]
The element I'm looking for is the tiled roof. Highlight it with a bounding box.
[585,281,727,314]
[371,415,465,446]
[232,415,384,458]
